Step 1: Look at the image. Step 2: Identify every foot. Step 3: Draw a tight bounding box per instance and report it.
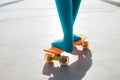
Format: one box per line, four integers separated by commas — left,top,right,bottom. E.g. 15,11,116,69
51,34,81,53
73,34,81,41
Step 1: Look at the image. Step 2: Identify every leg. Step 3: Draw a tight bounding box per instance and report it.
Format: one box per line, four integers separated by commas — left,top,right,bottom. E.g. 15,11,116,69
72,0,82,41
72,0,82,23
52,0,73,53
52,0,82,53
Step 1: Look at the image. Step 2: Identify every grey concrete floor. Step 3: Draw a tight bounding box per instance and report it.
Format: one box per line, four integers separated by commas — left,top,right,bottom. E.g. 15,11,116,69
0,0,120,80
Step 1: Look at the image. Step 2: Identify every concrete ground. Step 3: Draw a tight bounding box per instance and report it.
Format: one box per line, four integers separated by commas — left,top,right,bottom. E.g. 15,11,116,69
0,0,120,80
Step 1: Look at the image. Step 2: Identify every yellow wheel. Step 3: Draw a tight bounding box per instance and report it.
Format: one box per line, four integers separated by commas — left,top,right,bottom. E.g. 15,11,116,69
82,41,89,49
44,53,53,63
59,56,69,66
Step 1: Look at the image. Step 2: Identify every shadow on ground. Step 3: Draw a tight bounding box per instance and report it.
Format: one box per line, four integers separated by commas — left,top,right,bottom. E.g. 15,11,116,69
101,0,120,7
0,0,24,7
42,48,93,80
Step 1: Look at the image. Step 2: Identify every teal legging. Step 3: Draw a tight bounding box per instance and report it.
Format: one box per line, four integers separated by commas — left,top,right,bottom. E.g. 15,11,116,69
52,0,82,53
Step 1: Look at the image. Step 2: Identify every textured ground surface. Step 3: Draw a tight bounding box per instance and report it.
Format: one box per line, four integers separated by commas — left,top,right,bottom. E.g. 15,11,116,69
0,0,120,80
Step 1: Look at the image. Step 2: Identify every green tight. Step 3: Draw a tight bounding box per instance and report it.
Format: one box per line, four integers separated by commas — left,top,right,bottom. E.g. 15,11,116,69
51,0,82,53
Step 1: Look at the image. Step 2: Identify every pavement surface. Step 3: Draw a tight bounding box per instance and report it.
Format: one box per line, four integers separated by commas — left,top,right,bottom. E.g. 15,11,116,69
0,0,120,80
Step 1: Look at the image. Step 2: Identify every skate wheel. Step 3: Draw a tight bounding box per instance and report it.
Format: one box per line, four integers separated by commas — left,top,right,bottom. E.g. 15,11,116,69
59,56,69,66
82,41,89,49
44,53,53,63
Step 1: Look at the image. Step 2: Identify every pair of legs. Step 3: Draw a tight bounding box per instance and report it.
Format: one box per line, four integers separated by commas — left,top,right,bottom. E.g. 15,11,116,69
52,0,82,53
